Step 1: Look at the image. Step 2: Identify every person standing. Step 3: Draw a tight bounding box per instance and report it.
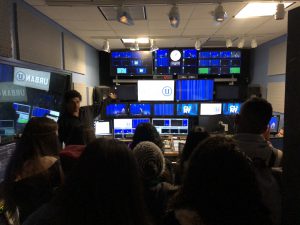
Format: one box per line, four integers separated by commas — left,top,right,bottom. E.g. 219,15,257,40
57,90,115,146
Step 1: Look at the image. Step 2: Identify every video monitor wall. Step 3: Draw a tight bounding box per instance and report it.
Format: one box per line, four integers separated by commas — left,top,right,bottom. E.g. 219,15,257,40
176,79,214,101
111,51,153,76
198,50,241,76
152,118,189,135
153,104,174,116
138,80,174,101
113,118,150,138
176,103,199,116
222,103,241,115
129,103,151,116
200,103,222,115
105,103,128,117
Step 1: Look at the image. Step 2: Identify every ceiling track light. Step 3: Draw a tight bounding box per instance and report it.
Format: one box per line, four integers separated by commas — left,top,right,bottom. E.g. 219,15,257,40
251,39,258,48
195,39,201,50
169,5,180,28
274,3,285,20
150,39,159,52
214,3,227,22
117,6,134,26
130,41,139,51
103,40,110,53
237,38,245,49
226,38,233,48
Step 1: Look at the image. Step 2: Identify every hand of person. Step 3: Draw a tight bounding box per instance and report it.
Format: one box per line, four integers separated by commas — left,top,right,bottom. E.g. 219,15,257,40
108,93,117,100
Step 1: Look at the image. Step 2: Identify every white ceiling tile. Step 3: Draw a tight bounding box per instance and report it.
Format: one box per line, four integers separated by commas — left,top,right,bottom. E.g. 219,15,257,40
215,17,271,36
108,21,149,31
148,19,188,29
149,29,184,36
247,17,287,35
58,20,111,30
182,28,218,36
146,4,195,20
72,30,117,38
36,6,106,21
185,19,221,29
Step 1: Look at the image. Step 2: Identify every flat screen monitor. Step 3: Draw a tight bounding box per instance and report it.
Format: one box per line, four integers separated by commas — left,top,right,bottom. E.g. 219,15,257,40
0,120,15,136
31,106,60,121
106,103,127,117
215,85,240,100
12,103,31,124
176,79,214,101
129,103,151,116
200,103,222,115
153,104,174,116
113,118,150,138
115,85,138,101
176,103,199,116
152,118,189,135
138,80,174,101
111,51,153,76
269,115,280,134
222,103,241,115
198,50,241,76
95,121,111,136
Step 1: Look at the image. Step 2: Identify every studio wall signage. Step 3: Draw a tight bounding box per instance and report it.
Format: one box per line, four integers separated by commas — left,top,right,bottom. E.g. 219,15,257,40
0,82,27,102
13,67,51,91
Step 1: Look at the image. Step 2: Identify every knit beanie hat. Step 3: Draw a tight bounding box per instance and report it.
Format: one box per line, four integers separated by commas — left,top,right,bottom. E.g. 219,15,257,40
133,141,165,181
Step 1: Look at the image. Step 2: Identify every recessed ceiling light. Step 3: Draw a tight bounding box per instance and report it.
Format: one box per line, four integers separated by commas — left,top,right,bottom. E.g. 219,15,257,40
235,2,293,18
122,38,149,44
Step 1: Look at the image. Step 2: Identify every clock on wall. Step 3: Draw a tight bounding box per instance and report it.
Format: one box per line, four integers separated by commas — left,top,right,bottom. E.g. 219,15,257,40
170,50,182,61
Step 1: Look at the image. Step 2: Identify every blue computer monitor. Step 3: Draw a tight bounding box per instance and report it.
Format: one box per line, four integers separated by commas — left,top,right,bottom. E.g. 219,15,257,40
106,103,127,117
152,118,189,135
12,103,31,124
176,79,214,101
129,103,151,116
153,104,174,116
31,106,60,122
269,115,280,134
222,103,241,115
176,103,199,116
113,118,150,138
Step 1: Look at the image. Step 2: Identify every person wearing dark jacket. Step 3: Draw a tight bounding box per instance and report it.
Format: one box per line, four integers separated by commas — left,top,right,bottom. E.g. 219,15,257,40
58,90,115,146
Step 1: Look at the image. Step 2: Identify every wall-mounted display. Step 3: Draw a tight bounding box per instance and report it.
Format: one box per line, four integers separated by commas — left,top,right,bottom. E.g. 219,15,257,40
198,50,241,76
111,51,153,76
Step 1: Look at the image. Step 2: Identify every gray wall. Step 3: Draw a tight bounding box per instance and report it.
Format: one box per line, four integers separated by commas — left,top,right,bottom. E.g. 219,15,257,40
250,35,287,128
250,35,286,98
14,0,100,86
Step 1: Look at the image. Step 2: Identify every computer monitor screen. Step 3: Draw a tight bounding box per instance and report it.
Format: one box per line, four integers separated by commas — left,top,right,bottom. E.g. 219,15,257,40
114,118,150,138
176,79,214,101
95,121,111,135
111,51,153,76
106,103,127,117
138,80,174,101
215,85,240,100
200,103,222,115
176,103,199,116
153,104,174,116
0,120,15,136
12,103,31,124
115,85,138,101
269,115,280,134
222,103,241,115
152,118,189,135
129,103,151,116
